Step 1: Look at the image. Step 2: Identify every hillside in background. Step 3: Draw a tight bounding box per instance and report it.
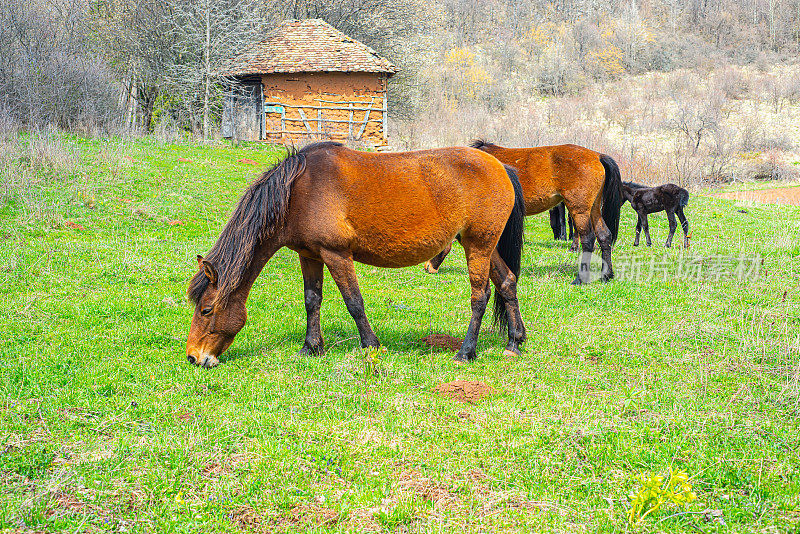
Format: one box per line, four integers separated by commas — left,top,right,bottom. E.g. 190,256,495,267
1,0,799,185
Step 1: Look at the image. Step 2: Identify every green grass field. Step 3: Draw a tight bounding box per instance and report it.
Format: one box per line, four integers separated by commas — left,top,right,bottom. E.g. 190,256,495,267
1,134,799,533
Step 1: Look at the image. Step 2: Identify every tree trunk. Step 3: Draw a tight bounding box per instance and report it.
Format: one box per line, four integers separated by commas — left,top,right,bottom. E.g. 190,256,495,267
202,5,210,140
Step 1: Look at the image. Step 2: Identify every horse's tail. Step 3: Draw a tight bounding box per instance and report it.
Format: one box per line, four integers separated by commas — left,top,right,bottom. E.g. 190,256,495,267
188,146,308,305
599,154,622,245
493,165,525,335
678,188,690,208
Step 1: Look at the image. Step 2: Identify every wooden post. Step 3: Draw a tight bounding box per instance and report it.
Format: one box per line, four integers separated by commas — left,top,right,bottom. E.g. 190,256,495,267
356,97,374,140
348,102,354,139
298,109,312,133
382,94,388,145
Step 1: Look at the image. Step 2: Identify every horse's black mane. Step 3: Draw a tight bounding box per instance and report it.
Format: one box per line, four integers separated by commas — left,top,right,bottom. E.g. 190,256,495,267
623,181,648,189
188,142,343,305
470,139,495,149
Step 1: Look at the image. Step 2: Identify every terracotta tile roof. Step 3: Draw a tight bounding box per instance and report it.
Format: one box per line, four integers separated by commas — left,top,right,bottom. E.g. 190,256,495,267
222,19,397,77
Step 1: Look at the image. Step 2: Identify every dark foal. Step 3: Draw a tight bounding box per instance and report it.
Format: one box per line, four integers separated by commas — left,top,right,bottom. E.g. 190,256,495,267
621,182,689,248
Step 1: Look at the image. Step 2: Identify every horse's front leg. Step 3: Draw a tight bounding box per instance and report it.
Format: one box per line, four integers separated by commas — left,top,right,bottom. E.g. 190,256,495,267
298,256,324,355
320,249,380,349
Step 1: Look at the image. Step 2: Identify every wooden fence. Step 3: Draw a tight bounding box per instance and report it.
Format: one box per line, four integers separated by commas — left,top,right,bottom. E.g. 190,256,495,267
263,96,388,145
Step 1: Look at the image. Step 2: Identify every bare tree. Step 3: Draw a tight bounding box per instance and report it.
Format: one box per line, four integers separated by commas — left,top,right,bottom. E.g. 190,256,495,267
0,0,118,128
167,0,265,139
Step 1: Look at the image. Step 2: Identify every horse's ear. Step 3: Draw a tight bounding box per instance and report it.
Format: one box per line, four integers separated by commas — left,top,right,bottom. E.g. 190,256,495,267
202,260,218,285
197,254,204,266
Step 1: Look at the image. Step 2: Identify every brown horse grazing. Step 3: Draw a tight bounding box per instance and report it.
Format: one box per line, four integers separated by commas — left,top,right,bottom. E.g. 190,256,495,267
424,141,622,284
186,142,527,367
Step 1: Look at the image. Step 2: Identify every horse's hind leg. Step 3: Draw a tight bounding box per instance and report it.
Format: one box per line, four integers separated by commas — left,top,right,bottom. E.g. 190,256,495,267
570,212,596,285
677,207,689,247
424,242,452,274
299,256,325,355
320,249,380,349
590,205,615,282
569,215,579,252
634,213,642,246
642,213,652,246
489,250,526,355
665,210,677,248
455,244,492,362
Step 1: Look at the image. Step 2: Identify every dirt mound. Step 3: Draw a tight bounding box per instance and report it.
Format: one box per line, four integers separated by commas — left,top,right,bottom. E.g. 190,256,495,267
711,186,800,205
237,158,259,165
421,333,463,351
434,380,494,403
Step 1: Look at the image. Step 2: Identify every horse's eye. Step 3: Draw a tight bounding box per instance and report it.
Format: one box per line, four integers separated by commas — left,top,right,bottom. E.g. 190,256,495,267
201,307,213,317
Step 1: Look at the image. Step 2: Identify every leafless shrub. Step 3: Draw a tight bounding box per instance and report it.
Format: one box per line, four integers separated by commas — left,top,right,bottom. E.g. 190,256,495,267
713,67,750,100
0,0,119,129
740,153,800,182
0,107,20,140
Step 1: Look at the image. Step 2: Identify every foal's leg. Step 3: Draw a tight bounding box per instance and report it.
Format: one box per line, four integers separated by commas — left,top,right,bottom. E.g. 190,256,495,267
641,213,652,246
570,212,596,285
423,242,453,274
299,256,324,355
455,244,492,362
634,213,642,246
665,210,677,248
677,207,689,247
319,249,380,349
489,249,526,355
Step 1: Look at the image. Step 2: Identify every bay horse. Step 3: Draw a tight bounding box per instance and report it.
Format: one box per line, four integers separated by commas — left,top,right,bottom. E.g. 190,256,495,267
424,141,623,284
186,142,527,367
622,182,690,248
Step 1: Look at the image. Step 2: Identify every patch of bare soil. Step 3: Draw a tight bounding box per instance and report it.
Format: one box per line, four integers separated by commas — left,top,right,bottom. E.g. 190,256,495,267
237,158,259,165
284,504,339,527
230,505,263,531
433,380,495,403
711,186,800,205
397,469,459,509
420,333,463,351
231,503,339,533
47,490,106,520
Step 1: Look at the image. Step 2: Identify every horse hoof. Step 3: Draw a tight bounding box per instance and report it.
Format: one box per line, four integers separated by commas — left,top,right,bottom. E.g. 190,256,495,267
454,351,475,362
298,344,324,356
423,262,438,274
503,348,519,358
571,277,583,285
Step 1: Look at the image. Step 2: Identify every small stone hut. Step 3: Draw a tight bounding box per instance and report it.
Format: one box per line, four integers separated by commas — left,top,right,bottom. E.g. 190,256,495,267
221,19,398,146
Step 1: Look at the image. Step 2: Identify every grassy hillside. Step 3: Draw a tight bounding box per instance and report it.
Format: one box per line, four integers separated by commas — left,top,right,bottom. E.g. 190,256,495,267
1,135,799,533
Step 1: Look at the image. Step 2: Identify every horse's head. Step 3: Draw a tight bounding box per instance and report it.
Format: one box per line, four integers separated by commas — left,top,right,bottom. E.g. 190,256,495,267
186,255,247,368
621,184,634,205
